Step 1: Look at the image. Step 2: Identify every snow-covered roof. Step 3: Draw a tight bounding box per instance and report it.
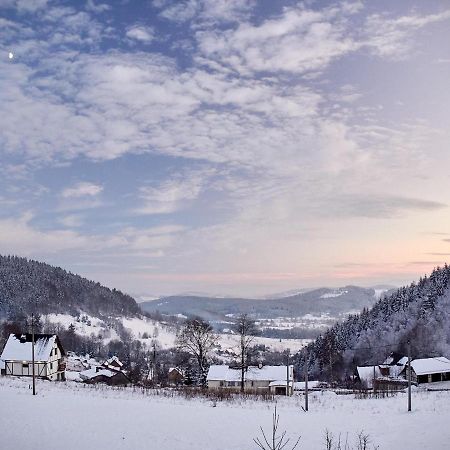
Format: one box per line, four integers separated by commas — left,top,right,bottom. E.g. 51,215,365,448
207,365,293,382
79,368,116,380
357,366,382,387
293,381,320,390
411,357,450,375
268,380,293,387
397,357,408,366
104,356,123,368
0,334,61,362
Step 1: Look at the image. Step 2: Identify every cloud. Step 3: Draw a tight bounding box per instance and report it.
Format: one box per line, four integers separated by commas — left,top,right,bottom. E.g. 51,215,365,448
126,25,155,43
196,4,358,75
156,0,199,23
364,9,450,58
323,195,446,219
135,170,213,215
85,0,110,13
0,0,48,13
154,0,256,25
61,182,103,198
0,213,183,258
58,214,84,228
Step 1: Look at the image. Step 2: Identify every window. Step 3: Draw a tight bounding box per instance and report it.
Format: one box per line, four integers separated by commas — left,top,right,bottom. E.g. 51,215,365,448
23,363,29,368
50,362,53,370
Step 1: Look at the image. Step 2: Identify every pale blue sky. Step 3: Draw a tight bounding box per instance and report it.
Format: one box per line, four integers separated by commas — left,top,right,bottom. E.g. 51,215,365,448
1,0,450,297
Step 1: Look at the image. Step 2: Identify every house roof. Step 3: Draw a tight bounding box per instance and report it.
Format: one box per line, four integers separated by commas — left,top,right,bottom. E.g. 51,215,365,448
411,357,450,375
0,334,63,362
268,380,293,387
356,366,382,387
207,365,293,382
79,368,116,380
104,356,123,368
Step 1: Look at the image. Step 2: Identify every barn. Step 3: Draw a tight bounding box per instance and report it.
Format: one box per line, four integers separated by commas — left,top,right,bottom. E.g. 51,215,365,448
404,357,450,384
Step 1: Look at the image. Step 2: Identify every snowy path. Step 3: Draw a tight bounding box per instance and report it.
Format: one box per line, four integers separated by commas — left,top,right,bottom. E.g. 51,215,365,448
0,378,449,449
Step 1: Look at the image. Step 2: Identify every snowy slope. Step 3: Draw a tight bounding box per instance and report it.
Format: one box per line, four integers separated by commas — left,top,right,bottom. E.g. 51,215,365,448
0,377,449,449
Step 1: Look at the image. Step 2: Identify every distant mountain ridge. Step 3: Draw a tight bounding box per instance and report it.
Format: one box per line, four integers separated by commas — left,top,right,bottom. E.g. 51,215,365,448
0,255,140,320
139,286,383,321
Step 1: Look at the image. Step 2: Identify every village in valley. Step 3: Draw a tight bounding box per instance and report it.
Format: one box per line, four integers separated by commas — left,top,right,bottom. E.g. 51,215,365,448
2,0,450,448
1,303,450,449
2,332,450,392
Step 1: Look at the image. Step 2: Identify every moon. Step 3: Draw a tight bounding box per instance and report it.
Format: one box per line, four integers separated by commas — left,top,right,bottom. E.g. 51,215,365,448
8,52,14,59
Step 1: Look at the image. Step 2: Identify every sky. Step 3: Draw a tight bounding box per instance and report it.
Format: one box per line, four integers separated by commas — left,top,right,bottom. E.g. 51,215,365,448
1,0,450,298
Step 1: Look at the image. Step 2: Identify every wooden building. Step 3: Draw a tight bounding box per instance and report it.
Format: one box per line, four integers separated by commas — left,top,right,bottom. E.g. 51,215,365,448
0,333,66,381
168,367,184,385
402,357,450,384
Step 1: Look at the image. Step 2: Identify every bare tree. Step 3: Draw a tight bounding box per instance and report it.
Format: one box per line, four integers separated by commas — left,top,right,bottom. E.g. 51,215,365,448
253,405,301,450
234,314,258,392
176,317,217,387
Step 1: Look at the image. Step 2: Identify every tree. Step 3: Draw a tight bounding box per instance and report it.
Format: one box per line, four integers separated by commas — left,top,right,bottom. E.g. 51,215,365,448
253,405,301,450
176,317,217,387
234,314,258,392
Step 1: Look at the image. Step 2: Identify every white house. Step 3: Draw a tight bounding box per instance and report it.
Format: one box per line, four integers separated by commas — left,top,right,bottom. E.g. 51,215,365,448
207,365,294,395
0,333,66,381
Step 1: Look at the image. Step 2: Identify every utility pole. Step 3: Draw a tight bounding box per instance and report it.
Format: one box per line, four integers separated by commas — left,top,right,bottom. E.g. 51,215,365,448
373,364,376,393
407,340,412,412
31,313,36,396
304,351,309,412
152,341,157,385
286,349,290,397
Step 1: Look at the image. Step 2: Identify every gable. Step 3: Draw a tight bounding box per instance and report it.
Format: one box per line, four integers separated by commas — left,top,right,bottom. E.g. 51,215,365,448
0,334,59,362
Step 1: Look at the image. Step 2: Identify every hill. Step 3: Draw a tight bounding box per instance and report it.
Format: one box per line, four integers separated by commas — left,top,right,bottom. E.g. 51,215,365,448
300,265,450,379
140,286,380,321
140,286,382,339
0,255,140,320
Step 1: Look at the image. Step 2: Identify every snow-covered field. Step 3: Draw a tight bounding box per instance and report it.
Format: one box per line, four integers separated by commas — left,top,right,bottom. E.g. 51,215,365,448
1,377,449,449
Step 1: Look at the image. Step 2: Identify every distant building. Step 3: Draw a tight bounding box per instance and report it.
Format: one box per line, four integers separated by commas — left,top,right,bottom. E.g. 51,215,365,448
0,334,66,381
102,356,124,371
207,365,294,395
79,367,130,386
168,367,184,385
401,357,450,384
356,365,382,389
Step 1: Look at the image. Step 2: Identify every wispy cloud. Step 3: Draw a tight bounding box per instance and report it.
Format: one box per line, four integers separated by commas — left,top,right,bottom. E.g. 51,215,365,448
126,25,154,43
61,182,103,198
135,170,213,215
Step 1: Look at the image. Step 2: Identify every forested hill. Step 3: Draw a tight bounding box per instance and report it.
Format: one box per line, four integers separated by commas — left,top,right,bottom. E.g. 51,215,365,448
301,265,450,379
0,255,140,320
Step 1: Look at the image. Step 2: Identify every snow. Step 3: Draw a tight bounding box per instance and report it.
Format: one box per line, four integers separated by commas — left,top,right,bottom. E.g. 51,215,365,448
121,317,177,348
320,290,347,299
293,380,321,390
411,357,450,375
79,368,116,380
218,333,309,353
44,313,120,344
0,377,449,449
0,334,56,361
207,365,293,382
